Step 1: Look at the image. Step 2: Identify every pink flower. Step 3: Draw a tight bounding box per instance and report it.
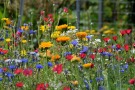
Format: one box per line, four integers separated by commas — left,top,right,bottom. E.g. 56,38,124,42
23,68,33,76
63,7,68,13
129,78,135,84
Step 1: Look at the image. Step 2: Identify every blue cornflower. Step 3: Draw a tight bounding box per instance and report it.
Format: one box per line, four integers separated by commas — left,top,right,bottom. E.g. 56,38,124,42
0,38,4,41
48,62,53,67
71,40,78,46
80,46,88,53
96,77,104,82
0,78,3,81
98,86,105,90
21,58,28,63
84,80,90,90
123,63,128,70
5,72,14,78
86,35,93,40
36,64,43,69
101,52,112,57
0,68,3,73
17,29,24,33
29,30,36,34
9,65,16,70
120,69,124,73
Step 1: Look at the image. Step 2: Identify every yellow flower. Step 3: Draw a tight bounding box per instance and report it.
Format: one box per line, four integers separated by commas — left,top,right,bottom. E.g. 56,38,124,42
51,33,60,39
39,42,53,49
103,30,115,34
40,25,49,32
68,26,76,30
51,54,61,61
1,18,9,21
100,25,109,31
21,50,27,56
71,55,81,62
89,30,97,34
5,38,11,42
56,36,70,42
21,26,29,30
55,24,68,31
39,50,52,58
71,80,78,85
1,18,11,25
76,32,87,38
21,40,27,43
83,63,93,68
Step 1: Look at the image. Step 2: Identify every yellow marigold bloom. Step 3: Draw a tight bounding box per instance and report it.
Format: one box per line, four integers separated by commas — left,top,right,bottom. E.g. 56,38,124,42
71,81,78,85
71,55,81,62
21,26,29,30
83,63,93,68
76,32,87,38
5,38,11,42
56,36,70,42
55,24,68,31
1,18,11,25
103,30,115,34
21,40,27,43
68,26,76,30
39,42,53,49
51,54,61,61
21,50,26,56
40,25,49,32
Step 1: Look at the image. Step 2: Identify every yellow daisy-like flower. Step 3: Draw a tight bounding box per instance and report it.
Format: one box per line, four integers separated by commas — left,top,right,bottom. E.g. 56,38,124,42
21,50,27,56
68,26,76,30
71,55,81,62
83,63,93,68
39,42,53,49
21,26,29,30
5,38,11,42
103,30,115,34
1,18,11,25
21,40,27,43
55,24,68,31
51,33,60,39
1,18,9,21
76,32,87,38
56,36,70,42
71,80,78,86
40,25,49,32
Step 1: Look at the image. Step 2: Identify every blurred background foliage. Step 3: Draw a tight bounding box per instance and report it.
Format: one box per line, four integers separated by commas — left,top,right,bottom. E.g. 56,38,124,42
0,0,134,30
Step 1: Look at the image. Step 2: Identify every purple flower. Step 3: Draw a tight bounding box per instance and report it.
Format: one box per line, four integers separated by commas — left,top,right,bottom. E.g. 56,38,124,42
48,62,53,67
36,64,43,69
80,46,88,53
86,35,92,40
21,58,28,63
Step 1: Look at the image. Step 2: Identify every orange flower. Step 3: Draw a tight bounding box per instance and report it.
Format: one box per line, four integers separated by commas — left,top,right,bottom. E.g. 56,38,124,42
51,54,61,61
39,50,52,58
56,36,70,42
76,32,87,38
83,63,94,68
55,24,68,31
39,42,53,49
21,26,29,30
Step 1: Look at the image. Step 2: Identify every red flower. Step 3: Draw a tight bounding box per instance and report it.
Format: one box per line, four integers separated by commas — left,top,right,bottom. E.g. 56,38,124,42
23,68,33,76
124,44,129,52
133,43,135,48
63,7,68,13
115,56,122,61
48,14,53,18
40,11,45,15
116,44,121,49
16,82,23,88
44,17,48,22
103,37,110,43
63,86,71,90
66,55,73,61
14,68,23,75
2,67,7,72
125,29,132,35
120,30,126,36
130,57,135,62
36,83,46,90
79,53,86,59
89,54,96,60
1,49,8,54
112,36,118,41
129,78,135,84
53,64,63,74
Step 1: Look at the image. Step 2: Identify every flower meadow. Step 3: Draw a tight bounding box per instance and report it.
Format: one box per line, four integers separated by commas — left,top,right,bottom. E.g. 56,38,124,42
0,7,135,90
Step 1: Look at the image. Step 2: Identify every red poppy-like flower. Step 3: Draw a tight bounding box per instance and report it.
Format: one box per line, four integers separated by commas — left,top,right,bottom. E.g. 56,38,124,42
89,54,96,60
116,44,121,49
44,17,48,22
14,68,23,75
53,64,63,74
63,86,71,90
120,30,126,36
16,82,23,88
125,29,132,35
79,53,86,59
36,83,49,90
103,37,110,43
63,7,68,13
40,11,45,16
66,55,73,61
1,49,8,54
129,78,135,84
112,36,118,41
48,14,53,18
23,68,33,76
124,44,129,52
2,67,7,72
